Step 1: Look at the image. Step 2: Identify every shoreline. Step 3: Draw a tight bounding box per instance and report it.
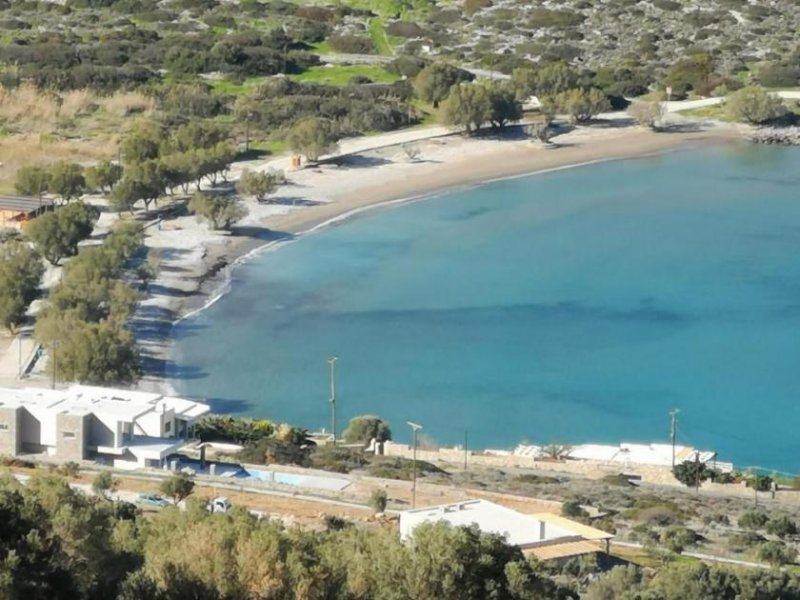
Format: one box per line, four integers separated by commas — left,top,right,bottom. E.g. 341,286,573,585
135,122,744,397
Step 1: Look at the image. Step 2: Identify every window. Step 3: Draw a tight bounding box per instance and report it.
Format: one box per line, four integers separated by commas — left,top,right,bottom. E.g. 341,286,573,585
164,421,172,433
0,423,8,431
61,431,76,439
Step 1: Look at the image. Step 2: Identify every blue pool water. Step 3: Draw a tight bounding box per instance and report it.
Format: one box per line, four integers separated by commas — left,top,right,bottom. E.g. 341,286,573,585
171,143,800,472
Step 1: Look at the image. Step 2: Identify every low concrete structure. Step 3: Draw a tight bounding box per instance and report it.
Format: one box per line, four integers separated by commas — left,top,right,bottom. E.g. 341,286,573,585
399,499,613,561
0,384,209,469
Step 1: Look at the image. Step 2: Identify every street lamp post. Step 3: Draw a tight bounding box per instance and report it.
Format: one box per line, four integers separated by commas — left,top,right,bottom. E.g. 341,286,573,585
407,421,423,508
50,341,59,390
328,356,338,445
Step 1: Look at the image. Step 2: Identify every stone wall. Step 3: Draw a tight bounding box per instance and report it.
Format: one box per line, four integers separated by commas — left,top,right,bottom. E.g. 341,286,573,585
0,406,21,456
55,413,88,461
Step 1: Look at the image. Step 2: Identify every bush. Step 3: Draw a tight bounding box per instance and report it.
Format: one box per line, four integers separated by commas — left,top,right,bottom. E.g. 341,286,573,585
369,489,388,513
561,499,588,518
672,460,713,488
758,541,797,566
727,531,765,552
323,514,352,531
327,34,374,54
368,457,446,481
726,86,786,124
660,526,698,553
308,445,368,473
766,515,797,538
342,415,392,445
738,511,768,530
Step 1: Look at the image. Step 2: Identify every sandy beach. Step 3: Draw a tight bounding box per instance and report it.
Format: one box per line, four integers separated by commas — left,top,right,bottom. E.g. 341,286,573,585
134,121,744,394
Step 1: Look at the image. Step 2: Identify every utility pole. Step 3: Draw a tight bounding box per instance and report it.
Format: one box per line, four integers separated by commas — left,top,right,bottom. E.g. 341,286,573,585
670,409,680,468
694,451,700,495
51,342,57,390
328,356,338,445
753,471,759,508
407,421,423,508
463,429,468,471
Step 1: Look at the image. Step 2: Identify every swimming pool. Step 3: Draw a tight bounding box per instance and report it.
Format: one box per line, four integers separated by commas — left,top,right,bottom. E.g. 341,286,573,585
245,468,351,491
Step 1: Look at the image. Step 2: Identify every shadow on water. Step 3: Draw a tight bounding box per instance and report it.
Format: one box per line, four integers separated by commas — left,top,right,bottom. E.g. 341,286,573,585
230,226,295,243
207,397,255,413
141,356,208,381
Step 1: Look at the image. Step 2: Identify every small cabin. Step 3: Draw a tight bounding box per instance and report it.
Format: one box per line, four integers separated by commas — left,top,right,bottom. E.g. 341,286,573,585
0,195,54,229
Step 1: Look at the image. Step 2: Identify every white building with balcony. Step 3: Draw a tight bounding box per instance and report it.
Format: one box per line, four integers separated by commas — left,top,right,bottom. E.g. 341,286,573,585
0,384,210,469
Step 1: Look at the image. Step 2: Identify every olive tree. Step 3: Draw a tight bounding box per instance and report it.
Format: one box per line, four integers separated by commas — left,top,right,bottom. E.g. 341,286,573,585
0,241,44,331
236,168,279,203
48,161,86,204
343,415,392,445
287,117,338,163
413,62,475,108
189,192,248,230
554,88,611,123
25,202,100,265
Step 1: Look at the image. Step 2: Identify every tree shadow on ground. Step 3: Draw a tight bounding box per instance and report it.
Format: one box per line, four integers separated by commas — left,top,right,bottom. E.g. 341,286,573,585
326,155,394,168
230,226,295,243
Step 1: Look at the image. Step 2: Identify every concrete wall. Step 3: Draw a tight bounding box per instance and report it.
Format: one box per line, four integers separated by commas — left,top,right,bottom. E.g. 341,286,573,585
55,413,88,461
88,415,115,448
0,406,22,456
382,442,684,487
135,407,175,438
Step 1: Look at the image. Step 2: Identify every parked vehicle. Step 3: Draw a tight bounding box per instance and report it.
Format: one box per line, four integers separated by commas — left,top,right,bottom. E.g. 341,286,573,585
136,493,170,508
207,496,232,513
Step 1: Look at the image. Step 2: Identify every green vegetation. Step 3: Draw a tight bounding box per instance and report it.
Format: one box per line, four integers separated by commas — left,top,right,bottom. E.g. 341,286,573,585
726,86,788,124
25,202,99,265
287,116,339,162
236,168,281,203
292,64,399,85
342,415,393,445
159,472,195,504
440,82,522,134
0,240,44,331
189,192,248,231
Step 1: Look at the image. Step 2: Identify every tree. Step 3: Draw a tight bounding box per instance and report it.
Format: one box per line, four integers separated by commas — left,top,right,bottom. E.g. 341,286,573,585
628,100,666,130
160,473,195,504
554,88,611,123
584,565,643,600
561,498,588,518
47,161,86,203
25,202,100,265
726,86,787,124
368,489,388,513
84,160,122,193
487,83,523,130
441,83,492,134
15,165,50,198
758,541,797,566
286,117,338,163
121,120,165,164
189,192,248,230
236,168,279,203
91,471,116,499
343,415,392,445
532,62,579,97
414,62,475,108
672,460,713,487
0,241,44,331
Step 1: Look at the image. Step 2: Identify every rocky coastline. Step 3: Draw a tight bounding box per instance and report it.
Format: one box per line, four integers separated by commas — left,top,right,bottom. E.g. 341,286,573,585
748,126,800,145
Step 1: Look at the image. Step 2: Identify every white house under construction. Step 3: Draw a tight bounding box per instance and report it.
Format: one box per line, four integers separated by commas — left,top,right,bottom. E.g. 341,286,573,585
0,385,210,469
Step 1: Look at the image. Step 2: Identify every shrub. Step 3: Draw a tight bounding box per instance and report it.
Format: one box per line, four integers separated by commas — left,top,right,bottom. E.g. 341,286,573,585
369,489,388,513
308,445,369,473
327,34,375,54
660,526,698,554
738,511,768,530
342,415,392,445
758,541,797,566
561,499,588,518
766,515,797,538
726,86,786,124
672,459,713,487
323,515,352,530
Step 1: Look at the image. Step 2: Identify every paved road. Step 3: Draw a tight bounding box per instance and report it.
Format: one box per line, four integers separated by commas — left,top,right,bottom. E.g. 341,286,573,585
666,90,800,113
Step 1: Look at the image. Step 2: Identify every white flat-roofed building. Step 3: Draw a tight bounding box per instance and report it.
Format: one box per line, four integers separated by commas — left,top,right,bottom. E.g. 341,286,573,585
0,384,210,469
399,499,613,561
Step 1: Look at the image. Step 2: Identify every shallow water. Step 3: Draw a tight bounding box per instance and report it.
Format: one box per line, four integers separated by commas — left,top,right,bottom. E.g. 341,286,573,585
171,143,800,471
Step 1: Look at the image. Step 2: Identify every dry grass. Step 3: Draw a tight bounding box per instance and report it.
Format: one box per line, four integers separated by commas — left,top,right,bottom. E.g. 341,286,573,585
99,90,155,118
0,133,118,193
0,86,153,192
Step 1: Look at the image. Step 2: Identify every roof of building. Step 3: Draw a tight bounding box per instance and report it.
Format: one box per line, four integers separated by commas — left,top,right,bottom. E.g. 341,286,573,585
0,384,210,423
530,513,614,541
399,499,606,549
0,195,54,212
514,442,719,468
525,540,602,561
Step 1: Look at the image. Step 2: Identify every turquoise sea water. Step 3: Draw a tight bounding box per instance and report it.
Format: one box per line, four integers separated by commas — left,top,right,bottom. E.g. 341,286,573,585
171,143,800,472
